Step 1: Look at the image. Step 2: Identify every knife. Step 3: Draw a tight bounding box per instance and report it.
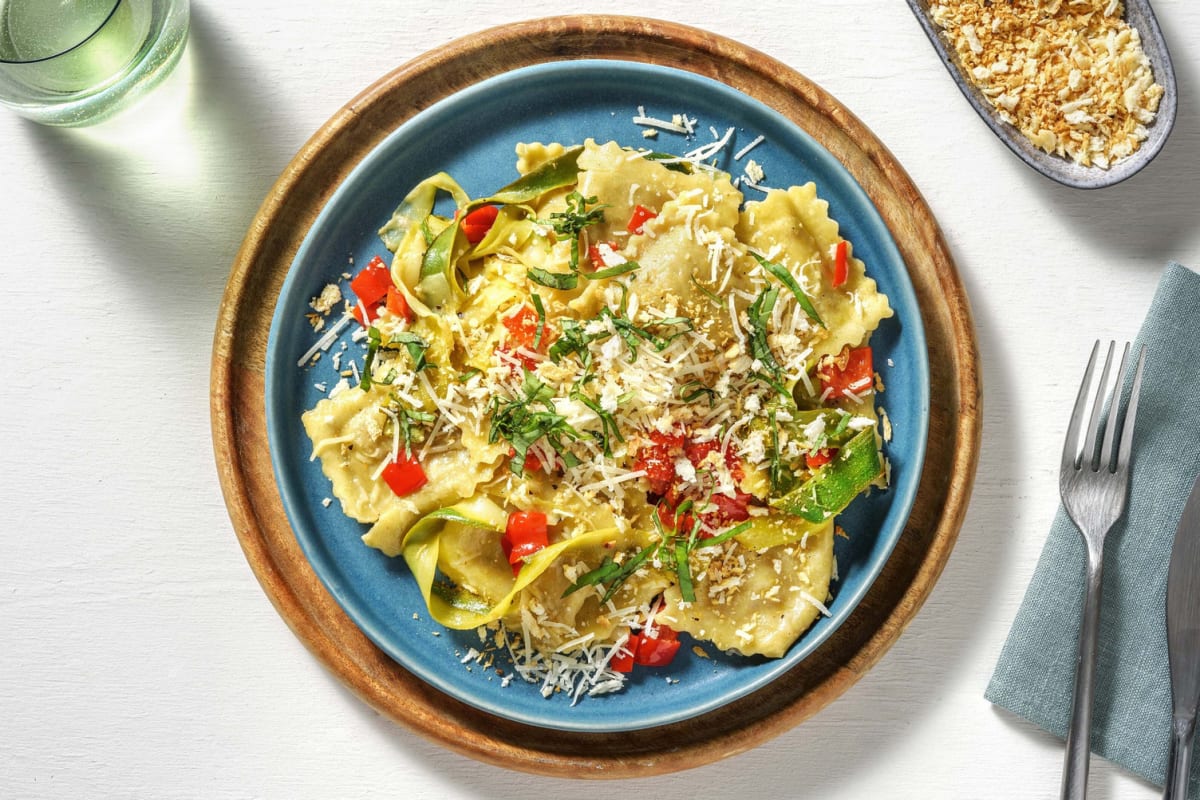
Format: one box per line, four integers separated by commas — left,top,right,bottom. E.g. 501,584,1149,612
1164,475,1200,800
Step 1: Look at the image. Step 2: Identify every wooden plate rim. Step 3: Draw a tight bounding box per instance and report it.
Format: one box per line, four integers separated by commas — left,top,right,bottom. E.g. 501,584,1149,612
210,14,982,778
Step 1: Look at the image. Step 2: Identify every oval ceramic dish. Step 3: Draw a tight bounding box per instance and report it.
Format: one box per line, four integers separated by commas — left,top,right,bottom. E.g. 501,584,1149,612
212,15,981,776
266,58,929,733
905,0,1178,189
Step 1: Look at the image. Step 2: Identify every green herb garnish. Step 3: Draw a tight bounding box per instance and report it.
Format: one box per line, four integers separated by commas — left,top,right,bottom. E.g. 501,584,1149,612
359,327,385,390
569,388,624,457
455,367,482,383
562,544,657,604
386,403,437,457
527,267,579,291
530,293,547,350
746,286,783,376
585,260,640,280
488,370,583,475
752,252,824,327
391,331,434,374
677,380,716,406
540,191,606,272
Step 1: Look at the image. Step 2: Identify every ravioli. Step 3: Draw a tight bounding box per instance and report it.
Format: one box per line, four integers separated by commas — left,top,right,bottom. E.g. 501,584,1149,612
300,138,892,697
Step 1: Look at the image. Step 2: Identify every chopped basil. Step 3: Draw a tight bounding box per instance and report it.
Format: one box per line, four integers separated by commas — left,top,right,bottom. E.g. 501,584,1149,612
562,543,657,604
455,367,482,383
569,388,624,457
390,331,434,373
527,267,579,291
585,260,640,280
642,152,695,174
677,380,716,406
539,191,606,272
530,293,547,350
746,286,783,375
487,371,583,475
386,403,437,457
752,252,824,327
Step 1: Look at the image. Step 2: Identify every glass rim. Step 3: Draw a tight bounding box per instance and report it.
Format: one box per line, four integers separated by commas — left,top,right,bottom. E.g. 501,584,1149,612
0,0,124,66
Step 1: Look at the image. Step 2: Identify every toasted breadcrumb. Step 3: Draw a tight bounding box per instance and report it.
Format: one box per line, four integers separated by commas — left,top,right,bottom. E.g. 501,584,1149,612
929,0,1163,168
310,282,343,315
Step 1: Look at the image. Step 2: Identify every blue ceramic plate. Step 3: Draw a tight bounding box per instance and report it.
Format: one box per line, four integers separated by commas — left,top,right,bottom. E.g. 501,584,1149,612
266,60,930,733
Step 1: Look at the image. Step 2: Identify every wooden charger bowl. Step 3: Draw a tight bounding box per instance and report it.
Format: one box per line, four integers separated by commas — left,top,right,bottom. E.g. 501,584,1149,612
210,15,982,778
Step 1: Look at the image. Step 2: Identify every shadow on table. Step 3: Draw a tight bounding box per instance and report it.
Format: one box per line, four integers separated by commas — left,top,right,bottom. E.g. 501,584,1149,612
21,4,296,317
1018,22,1199,268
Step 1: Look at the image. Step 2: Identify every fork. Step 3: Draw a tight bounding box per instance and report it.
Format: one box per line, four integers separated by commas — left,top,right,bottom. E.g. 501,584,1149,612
1060,340,1147,800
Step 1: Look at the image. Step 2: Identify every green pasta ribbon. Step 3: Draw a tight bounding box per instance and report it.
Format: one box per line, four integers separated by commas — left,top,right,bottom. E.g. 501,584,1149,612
413,145,586,307
770,426,884,523
399,495,624,630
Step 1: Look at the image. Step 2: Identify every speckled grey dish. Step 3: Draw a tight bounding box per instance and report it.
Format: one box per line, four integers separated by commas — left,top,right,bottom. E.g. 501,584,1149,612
906,0,1178,189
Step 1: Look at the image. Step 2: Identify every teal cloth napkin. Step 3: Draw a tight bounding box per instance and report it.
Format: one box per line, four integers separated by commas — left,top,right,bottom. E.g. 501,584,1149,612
987,262,1200,790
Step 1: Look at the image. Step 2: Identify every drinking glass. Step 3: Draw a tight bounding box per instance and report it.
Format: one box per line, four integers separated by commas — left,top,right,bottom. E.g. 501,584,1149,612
0,0,189,126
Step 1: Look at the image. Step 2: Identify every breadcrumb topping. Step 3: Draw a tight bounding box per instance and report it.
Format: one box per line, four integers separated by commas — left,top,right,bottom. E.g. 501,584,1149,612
929,0,1163,168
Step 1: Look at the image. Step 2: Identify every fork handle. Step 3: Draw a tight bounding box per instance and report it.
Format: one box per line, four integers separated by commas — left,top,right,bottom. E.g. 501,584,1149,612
1163,713,1196,800
1062,551,1105,800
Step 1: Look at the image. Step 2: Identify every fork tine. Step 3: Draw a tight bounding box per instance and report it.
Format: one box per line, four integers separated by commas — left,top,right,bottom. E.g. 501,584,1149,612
1116,345,1147,470
1098,343,1130,472
1062,341,1101,473
1082,341,1115,471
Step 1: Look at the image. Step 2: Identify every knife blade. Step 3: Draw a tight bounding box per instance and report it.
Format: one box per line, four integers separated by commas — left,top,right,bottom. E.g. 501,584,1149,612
1164,475,1200,800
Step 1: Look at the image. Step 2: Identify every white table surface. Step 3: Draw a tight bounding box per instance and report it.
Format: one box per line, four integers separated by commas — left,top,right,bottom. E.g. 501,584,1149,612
2,1,1197,797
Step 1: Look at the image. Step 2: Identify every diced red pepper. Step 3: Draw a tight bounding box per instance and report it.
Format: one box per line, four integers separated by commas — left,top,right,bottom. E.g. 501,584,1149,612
610,635,639,673
349,255,394,307
460,205,499,244
523,450,545,474
817,346,875,401
634,435,679,496
587,240,621,270
635,625,681,667
385,286,414,323
381,454,427,497
705,492,753,526
498,304,545,372
502,305,539,349
627,204,657,234
832,240,849,288
805,448,837,470
502,510,549,575
350,301,378,327
656,499,695,535
683,438,744,482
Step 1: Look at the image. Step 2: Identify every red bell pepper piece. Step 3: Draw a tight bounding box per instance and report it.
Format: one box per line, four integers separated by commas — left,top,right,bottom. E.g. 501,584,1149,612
626,204,657,234
634,625,681,667
832,240,849,288
502,305,539,349
385,286,414,323
499,304,544,372
634,433,680,496
350,302,378,327
587,240,621,269
502,510,549,575
705,492,752,525
610,635,639,673
460,205,499,244
350,255,394,307
817,346,874,401
805,448,838,470
656,499,694,535
381,454,427,497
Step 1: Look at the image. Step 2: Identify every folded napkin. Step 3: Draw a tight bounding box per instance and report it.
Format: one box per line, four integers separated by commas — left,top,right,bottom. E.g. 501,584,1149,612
987,262,1200,790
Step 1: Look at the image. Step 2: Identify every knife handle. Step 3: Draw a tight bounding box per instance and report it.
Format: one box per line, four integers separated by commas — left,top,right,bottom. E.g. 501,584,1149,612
1164,713,1196,800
